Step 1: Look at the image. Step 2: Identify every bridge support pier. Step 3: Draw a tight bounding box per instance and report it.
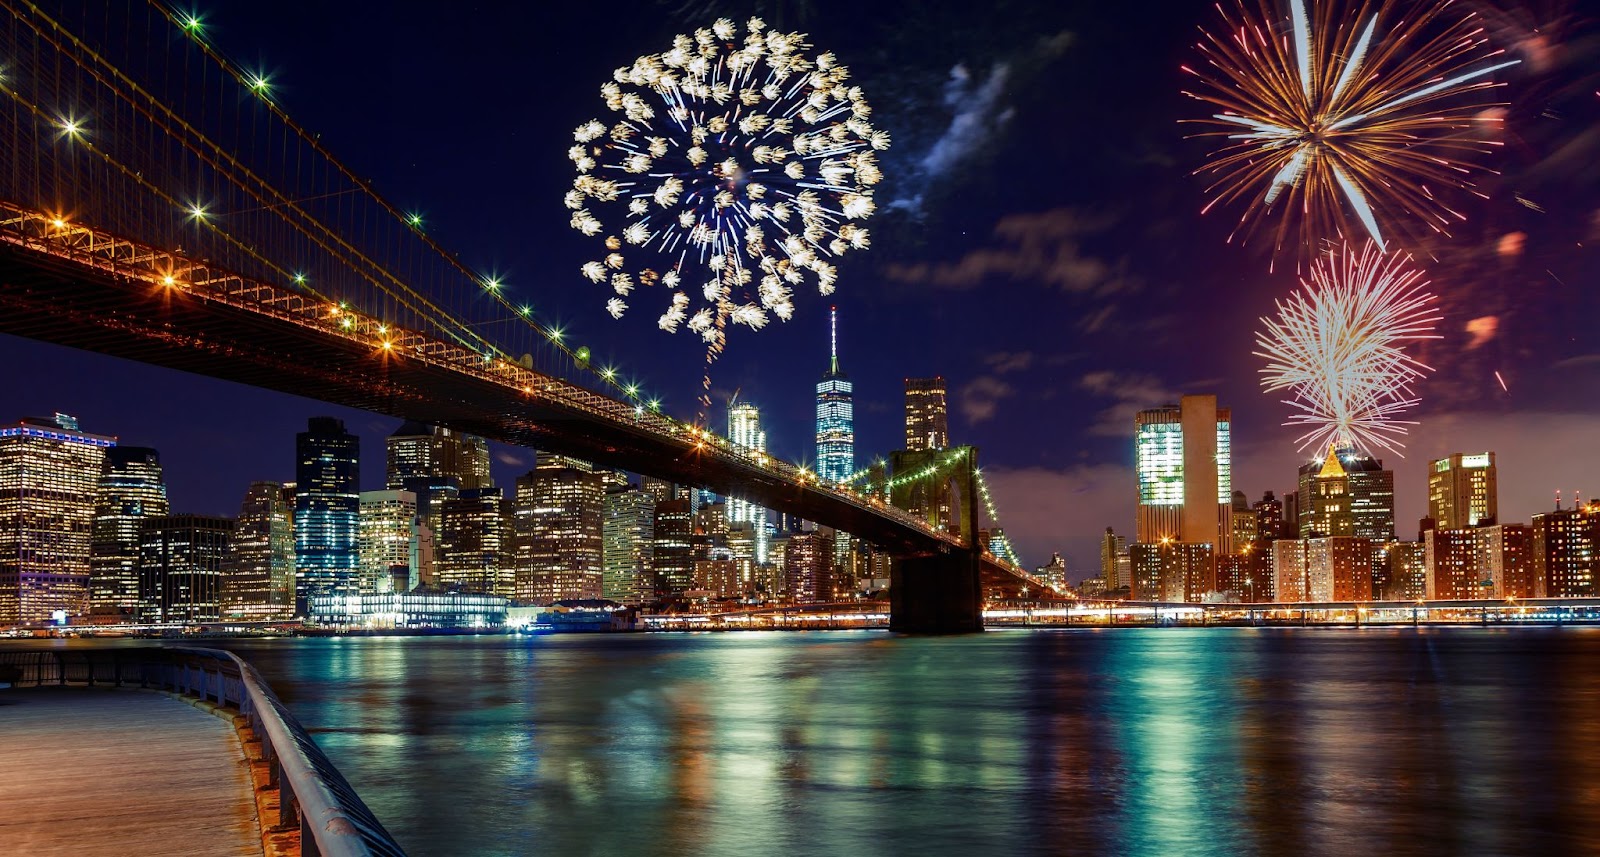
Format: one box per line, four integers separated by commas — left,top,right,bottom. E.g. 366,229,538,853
889,549,982,634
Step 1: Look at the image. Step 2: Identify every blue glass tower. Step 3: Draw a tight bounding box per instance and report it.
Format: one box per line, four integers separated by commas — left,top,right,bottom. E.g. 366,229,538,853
294,417,360,615
816,307,854,484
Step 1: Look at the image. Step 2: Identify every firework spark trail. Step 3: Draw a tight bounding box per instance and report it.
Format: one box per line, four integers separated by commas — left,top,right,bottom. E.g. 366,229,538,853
1255,242,1442,455
567,17,887,413
1183,0,1519,263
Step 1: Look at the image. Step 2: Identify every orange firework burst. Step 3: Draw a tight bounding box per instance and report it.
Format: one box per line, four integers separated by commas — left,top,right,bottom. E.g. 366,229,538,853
1183,0,1520,262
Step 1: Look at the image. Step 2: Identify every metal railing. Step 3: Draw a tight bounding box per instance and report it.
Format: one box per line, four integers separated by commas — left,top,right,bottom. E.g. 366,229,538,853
0,647,406,857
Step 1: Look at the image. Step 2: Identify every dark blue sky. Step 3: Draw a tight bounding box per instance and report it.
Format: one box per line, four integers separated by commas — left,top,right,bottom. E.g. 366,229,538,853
5,0,1599,573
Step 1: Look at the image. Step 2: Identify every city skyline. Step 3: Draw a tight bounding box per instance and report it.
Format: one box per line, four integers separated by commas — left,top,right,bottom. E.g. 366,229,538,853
0,0,1596,577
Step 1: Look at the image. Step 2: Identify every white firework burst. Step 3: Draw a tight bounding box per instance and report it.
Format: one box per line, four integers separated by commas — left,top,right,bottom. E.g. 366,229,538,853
1255,242,1441,455
567,16,886,348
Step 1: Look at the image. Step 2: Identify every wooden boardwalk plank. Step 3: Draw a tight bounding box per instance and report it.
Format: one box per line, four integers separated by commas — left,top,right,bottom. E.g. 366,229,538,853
0,687,264,857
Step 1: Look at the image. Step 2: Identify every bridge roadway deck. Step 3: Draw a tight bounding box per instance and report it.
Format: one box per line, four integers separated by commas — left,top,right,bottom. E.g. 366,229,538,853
0,687,263,856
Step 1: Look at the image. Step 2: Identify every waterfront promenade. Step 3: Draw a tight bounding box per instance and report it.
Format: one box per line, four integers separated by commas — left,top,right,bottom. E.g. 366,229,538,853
0,687,261,856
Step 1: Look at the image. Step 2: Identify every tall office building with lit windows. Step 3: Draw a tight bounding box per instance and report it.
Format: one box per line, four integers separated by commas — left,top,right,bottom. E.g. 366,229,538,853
294,417,360,615
0,414,115,625
358,490,420,594
1428,452,1498,529
138,515,233,623
386,421,491,491
223,481,295,620
90,446,170,617
816,308,854,484
727,402,769,565
603,487,656,605
904,378,949,451
437,488,512,597
1134,395,1232,554
513,453,605,605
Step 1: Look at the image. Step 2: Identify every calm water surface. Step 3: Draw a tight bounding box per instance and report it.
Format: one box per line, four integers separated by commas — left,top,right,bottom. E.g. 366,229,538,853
211,628,1596,856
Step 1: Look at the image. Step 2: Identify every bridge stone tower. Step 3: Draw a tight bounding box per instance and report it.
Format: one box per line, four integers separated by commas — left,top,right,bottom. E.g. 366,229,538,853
887,445,982,633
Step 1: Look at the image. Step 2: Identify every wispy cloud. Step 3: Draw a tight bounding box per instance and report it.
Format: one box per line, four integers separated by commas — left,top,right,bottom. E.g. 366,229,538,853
957,376,1016,425
890,32,1072,213
1078,370,1180,436
982,350,1035,374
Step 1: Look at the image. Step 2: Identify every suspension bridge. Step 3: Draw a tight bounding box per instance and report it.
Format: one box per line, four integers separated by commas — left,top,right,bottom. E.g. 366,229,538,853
0,0,1045,631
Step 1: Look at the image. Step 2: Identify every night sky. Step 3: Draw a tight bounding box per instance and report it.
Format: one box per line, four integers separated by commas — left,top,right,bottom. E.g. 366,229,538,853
5,0,1599,577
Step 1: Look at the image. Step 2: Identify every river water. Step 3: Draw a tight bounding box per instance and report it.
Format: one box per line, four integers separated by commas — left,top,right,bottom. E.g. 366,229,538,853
208,628,1598,855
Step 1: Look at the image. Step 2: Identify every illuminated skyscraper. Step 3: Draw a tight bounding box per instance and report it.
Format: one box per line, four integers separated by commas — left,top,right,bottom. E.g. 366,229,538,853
358,490,419,594
816,307,855,484
0,414,114,624
90,446,169,617
385,421,491,490
1428,452,1498,529
437,488,512,597
653,498,696,598
784,529,836,604
904,377,949,451
294,417,360,614
513,453,604,605
223,482,295,620
603,488,655,606
138,515,233,623
727,402,769,564
1134,395,1232,554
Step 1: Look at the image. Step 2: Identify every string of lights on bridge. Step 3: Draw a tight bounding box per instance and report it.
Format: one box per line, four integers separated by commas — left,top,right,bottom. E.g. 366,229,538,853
159,4,673,415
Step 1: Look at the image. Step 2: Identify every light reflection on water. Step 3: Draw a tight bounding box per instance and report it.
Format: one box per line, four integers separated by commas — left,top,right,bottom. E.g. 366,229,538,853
215,628,1600,856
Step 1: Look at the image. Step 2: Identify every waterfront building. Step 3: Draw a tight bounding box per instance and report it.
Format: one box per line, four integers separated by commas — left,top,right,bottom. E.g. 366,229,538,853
653,498,695,598
1428,452,1498,529
1532,501,1599,597
1479,523,1535,599
1100,527,1131,593
1134,395,1232,554
513,454,605,605
785,529,837,604
1424,527,1484,600
294,417,360,615
603,488,655,606
223,482,295,620
1420,522,1534,600
138,515,234,623
1129,541,1214,602
726,402,770,565
1035,553,1069,593
358,490,419,594
1272,537,1372,602
0,414,115,624
816,307,855,484
306,590,507,630
1388,541,1428,600
90,446,169,618
1218,542,1272,602
436,488,512,597
904,377,950,451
